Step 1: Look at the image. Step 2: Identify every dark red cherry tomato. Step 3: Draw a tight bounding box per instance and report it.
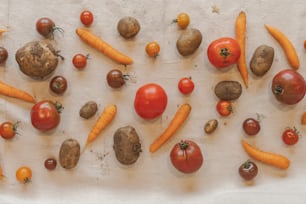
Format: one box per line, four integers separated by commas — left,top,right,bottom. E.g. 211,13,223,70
243,118,260,136
239,160,258,181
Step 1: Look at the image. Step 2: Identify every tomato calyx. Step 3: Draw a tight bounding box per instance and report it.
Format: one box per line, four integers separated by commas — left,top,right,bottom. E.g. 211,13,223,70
179,140,189,150
242,160,252,169
55,50,65,60
273,85,284,95
220,47,232,59
54,101,64,113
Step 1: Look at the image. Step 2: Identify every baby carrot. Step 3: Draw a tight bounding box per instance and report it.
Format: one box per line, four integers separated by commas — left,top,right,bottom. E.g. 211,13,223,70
301,112,306,125
0,81,36,103
150,103,191,153
75,28,133,65
85,104,117,147
241,139,290,169
235,11,248,88
265,24,299,69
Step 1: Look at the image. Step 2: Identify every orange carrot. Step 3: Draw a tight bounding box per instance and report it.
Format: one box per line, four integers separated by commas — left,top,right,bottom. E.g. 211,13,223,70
85,104,117,147
76,28,133,65
265,24,299,69
0,29,8,36
0,81,36,103
301,112,306,125
150,103,191,153
235,11,248,88
241,139,290,169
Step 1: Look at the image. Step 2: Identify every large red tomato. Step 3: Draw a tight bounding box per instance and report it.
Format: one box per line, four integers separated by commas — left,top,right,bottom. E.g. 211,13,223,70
31,100,62,131
271,69,306,105
207,37,241,68
170,140,203,174
134,83,167,119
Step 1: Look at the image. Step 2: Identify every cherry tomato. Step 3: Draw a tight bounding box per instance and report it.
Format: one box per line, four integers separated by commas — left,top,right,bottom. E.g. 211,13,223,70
178,77,194,95
238,160,258,181
49,75,68,95
106,69,126,88
170,140,203,174
80,10,94,26
207,37,241,68
216,100,232,116
134,83,168,120
282,127,299,145
271,69,306,105
0,121,19,140
72,53,88,69
174,13,190,29
0,47,8,64
44,158,57,170
304,40,306,50
16,166,32,184
36,17,61,38
243,118,260,136
145,42,160,57
30,100,62,132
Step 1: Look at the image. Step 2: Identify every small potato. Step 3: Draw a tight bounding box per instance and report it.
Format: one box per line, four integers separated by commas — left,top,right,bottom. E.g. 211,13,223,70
113,126,142,165
250,45,274,76
79,101,98,119
214,80,242,100
59,138,80,169
15,40,60,79
117,17,140,39
176,28,202,56
204,119,218,134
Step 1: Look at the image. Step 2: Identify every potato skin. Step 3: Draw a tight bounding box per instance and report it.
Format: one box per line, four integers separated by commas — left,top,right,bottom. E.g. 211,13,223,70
176,28,202,56
15,40,59,79
113,126,142,165
59,139,80,169
204,119,218,134
117,17,140,39
250,45,274,76
79,101,98,119
214,81,242,100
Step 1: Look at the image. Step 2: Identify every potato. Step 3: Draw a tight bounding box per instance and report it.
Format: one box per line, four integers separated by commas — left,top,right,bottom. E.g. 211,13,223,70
176,28,202,56
59,138,80,169
113,126,142,165
15,40,60,79
204,119,218,134
79,101,98,119
214,80,242,100
117,17,140,39
250,45,274,76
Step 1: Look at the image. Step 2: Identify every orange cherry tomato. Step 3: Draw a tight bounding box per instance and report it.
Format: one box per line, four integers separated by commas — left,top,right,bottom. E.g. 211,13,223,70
16,166,32,184
304,40,306,50
216,100,233,116
72,53,88,69
145,42,160,57
0,121,19,140
174,13,190,29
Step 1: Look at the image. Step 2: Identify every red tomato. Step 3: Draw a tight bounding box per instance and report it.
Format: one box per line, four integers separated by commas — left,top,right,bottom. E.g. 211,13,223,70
178,77,195,95
207,37,241,68
72,53,88,69
282,127,299,145
170,140,203,174
216,100,232,116
80,10,94,26
242,118,260,136
134,83,167,119
271,69,306,105
31,100,62,131
0,121,18,139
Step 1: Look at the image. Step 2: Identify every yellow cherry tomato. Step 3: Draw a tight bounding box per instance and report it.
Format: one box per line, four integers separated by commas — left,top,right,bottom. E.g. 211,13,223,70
16,166,32,184
145,41,160,57
174,13,190,29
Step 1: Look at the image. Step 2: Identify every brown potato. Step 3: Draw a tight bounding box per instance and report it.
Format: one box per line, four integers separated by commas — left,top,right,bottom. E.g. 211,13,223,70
15,40,61,79
113,126,142,165
59,138,80,169
79,101,98,119
176,28,202,56
250,45,274,76
117,17,140,39
204,119,218,134
214,80,242,100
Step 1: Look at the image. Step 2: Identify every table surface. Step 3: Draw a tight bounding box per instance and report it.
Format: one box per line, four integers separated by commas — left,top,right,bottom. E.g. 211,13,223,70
0,0,306,203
